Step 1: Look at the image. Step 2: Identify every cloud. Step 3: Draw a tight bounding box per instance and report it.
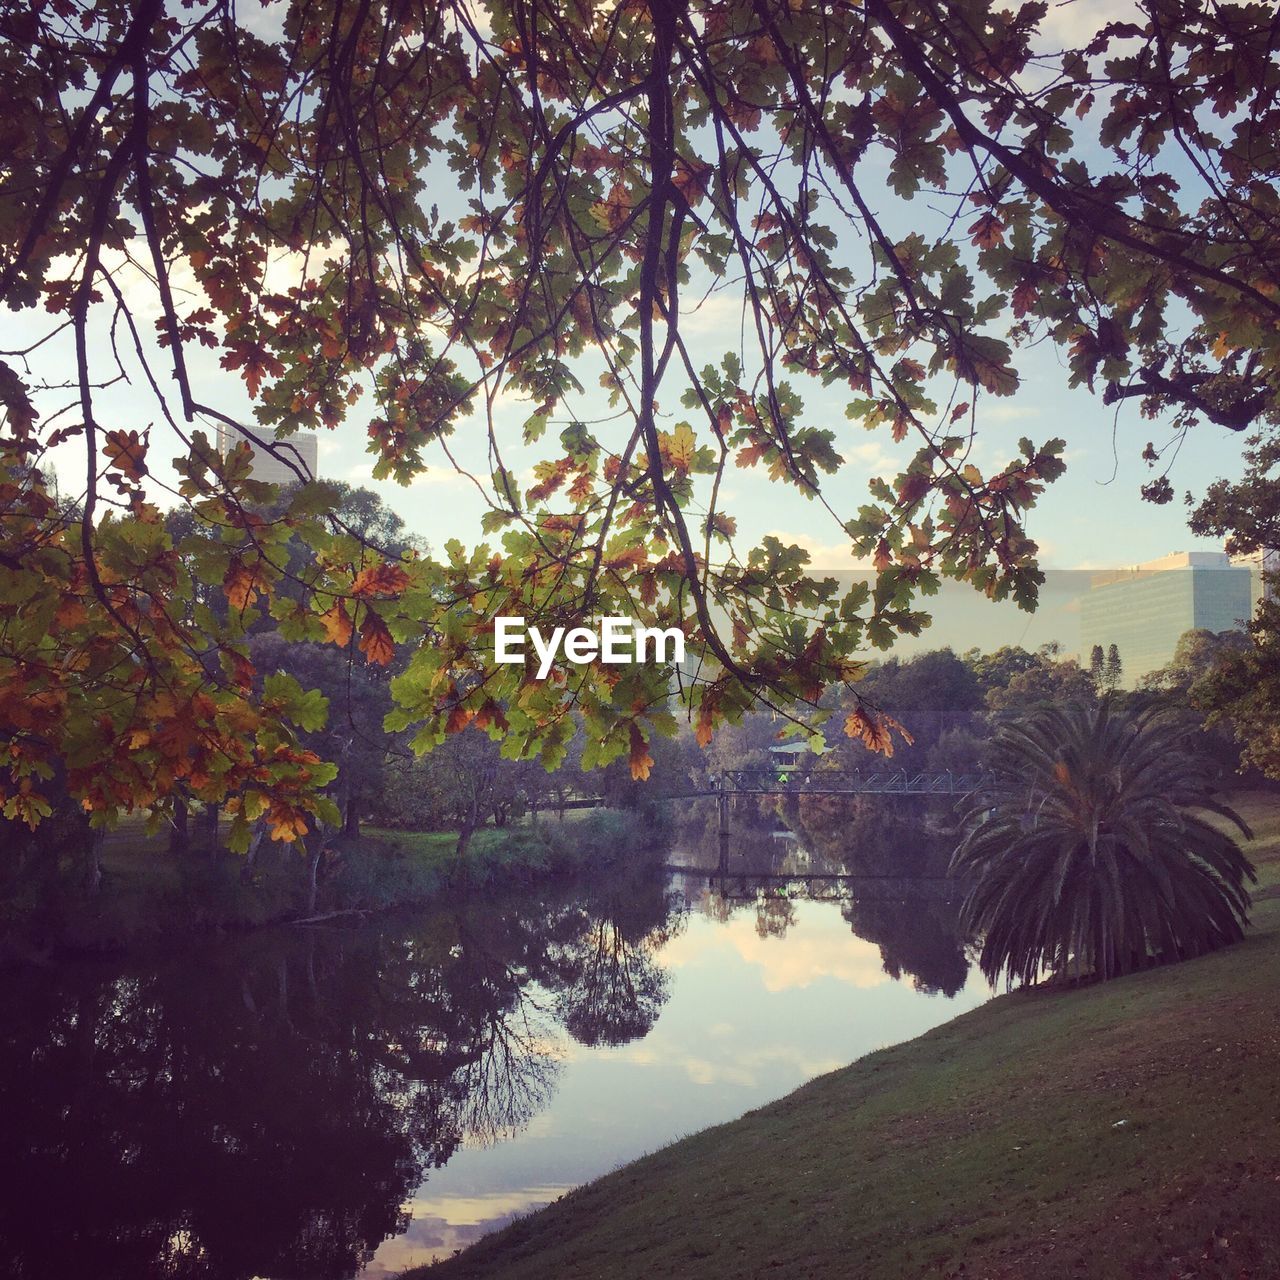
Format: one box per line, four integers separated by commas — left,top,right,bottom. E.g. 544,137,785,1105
362,1186,575,1275
764,529,874,572
598,1029,850,1089
660,909,889,993
678,292,748,340
978,402,1041,424
1037,0,1141,49
410,466,480,492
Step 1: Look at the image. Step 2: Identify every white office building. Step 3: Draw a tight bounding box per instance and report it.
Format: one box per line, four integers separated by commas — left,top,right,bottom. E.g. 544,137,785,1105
215,425,318,487
1079,551,1253,686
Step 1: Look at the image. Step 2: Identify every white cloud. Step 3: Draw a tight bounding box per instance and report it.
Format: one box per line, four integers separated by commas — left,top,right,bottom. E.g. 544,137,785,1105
1037,0,1141,49
660,910,889,993
764,529,873,572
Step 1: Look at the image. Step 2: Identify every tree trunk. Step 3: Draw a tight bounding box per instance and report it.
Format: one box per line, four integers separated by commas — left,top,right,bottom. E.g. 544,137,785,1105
202,802,220,857
85,828,103,898
168,795,189,856
304,837,323,915
240,819,267,883
454,823,474,861
342,794,361,839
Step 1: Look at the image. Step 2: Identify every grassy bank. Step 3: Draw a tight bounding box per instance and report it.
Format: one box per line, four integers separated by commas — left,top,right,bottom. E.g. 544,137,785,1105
1,807,668,961
415,793,1280,1280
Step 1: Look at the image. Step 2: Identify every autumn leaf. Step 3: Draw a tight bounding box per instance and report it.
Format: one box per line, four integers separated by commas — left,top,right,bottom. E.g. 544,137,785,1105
319,599,354,647
358,609,396,665
222,558,260,609
103,429,148,481
664,422,696,470
221,341,285,398
968,212,1006,248
695,704,715,748
266,801,310,843
628,723,654,781
843,706,912,757
445,703,473,733
705,511,737,540
352,562,412,597
3,782,53,830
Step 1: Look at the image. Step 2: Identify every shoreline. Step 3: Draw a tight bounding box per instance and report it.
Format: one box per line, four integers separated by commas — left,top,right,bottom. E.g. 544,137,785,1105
0,807,670,969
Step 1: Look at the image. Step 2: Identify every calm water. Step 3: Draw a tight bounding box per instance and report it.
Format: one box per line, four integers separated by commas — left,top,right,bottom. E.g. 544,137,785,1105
0,803,988,1279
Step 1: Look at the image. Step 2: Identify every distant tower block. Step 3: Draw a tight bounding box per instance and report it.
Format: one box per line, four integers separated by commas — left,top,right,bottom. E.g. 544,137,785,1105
1229,548,1279,613
1079,551,1252,687
215,425,318,486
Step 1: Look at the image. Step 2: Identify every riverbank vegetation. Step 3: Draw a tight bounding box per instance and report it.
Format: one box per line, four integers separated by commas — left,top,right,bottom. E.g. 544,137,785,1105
0,807,670,964
954,700,1255,987
415,793,1280,1280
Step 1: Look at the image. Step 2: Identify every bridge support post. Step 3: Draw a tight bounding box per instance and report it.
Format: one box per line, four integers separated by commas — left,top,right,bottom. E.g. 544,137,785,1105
716,773,729,876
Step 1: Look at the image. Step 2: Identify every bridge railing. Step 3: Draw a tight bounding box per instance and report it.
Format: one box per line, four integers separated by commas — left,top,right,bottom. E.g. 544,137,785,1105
715,768,981,796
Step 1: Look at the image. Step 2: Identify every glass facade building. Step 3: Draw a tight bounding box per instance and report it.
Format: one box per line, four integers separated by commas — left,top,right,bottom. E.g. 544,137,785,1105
215,426,318,486
1079,552,1253,686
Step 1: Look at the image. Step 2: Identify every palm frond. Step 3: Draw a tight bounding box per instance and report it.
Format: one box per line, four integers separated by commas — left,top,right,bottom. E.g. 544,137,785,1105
953,697,1256,989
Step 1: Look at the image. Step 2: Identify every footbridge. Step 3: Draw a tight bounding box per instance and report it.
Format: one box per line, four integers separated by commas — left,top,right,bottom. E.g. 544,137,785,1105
709,767,981,797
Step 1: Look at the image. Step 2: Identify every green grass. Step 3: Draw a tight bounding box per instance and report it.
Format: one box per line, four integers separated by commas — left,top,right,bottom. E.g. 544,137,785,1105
415,792,1280,1280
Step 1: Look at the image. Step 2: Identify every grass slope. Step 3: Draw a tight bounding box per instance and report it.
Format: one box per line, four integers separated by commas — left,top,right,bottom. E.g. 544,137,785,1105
416,794,1280,1280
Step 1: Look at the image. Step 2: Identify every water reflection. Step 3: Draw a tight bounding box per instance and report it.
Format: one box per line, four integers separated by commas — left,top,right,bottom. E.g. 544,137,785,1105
0,806,982,1280
689,793,973,996
0,861,681,1280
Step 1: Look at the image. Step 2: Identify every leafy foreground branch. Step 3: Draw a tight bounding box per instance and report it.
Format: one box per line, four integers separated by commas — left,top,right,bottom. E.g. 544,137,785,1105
4,0,1280,842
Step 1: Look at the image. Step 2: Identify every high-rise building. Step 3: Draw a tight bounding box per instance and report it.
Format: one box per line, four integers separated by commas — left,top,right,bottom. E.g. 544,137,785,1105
215,425,318,486
1229,548,1279,613
1079,551,1253,686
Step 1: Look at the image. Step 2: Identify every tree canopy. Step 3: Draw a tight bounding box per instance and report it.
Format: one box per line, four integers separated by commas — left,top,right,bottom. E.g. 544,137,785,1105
4,0,1280,843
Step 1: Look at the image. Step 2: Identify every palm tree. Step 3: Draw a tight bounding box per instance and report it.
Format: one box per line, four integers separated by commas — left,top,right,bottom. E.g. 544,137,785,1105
953,699,1255,988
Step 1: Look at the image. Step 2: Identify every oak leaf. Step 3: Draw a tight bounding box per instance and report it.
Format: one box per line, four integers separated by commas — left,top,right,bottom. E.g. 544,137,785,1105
358,609,396,665
103,430,148,481
351,562,411,597
628,724,654,781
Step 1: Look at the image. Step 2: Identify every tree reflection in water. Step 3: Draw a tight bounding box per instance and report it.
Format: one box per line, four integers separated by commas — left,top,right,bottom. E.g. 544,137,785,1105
681,793,974,998
544,873,678,1047
0,858,683,1280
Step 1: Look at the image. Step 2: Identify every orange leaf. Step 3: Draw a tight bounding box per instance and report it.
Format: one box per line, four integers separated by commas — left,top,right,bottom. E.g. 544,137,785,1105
103,429,148,481
628,724,654,781
446,704,474,733
266,802,310,843
358,610,395,665
968,212,1006,248
223,558,259,609
351,562,411,597
843,706,912,757
473,701,510,733
319,600,354,647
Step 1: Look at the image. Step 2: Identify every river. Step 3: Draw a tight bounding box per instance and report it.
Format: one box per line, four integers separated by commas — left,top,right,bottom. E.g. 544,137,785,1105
0,800,989,1279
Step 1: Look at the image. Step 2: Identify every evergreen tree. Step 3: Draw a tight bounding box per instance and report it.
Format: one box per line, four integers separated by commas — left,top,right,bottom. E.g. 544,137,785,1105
1089,645,1105,688
1105,645,1124,692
